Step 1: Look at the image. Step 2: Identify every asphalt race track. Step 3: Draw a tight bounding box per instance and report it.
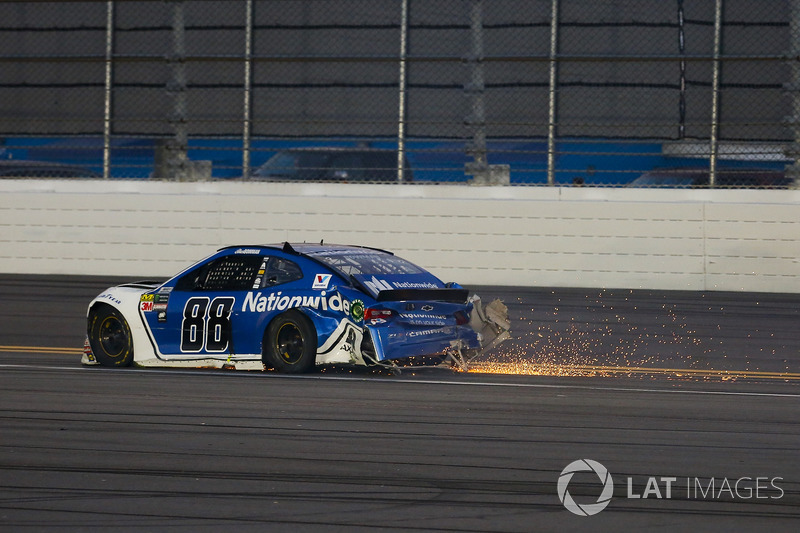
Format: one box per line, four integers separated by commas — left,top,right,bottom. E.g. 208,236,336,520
1,275,799,531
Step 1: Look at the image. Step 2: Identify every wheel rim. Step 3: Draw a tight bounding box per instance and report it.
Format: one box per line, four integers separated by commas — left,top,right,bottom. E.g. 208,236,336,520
99,316,127,358
276,322,304,365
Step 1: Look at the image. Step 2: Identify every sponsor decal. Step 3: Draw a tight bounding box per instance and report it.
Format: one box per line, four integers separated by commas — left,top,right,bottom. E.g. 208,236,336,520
399,312,448,326
141,293,168,304
98,293,122,305
234,248,261,255
400,313,447,321
350,299,365,321
363,276,393,294
157,311,167,322
407,329,442,338
242,291,351,315
313,273,332,290
140,301,154,312
421,305,434,312
363,276,440,295
392,281,439,289
253,260,268,289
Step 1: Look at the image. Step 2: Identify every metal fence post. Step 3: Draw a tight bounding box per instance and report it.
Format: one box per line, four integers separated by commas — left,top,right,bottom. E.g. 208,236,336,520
162,0,188,180
786,0,800,188
547,0,559,186
464,0,488,181
709,0,723,188
678,0,686,140
242,0,253,179
102,0,115,180
396,0,408,183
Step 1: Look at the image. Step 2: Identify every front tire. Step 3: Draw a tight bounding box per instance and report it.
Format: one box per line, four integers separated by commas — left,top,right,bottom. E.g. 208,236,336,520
263,311,317,373
88,305,134,367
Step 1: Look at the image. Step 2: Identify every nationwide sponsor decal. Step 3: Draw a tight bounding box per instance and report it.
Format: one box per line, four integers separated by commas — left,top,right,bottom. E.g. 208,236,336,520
399,312,448,326
400,313,447,321
363,276,393,295
363,276,441,295
392,281,439,289
242,290,351,314
313,273,332,290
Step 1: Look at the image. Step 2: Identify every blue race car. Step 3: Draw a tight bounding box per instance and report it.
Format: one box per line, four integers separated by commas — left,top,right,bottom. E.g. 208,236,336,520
83,243,510,373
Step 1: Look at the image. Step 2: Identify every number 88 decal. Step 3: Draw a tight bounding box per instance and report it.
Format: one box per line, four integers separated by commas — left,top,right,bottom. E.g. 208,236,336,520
181,297,235,353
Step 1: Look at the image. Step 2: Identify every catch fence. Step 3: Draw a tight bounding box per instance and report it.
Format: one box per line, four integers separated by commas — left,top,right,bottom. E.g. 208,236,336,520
1,0,797,187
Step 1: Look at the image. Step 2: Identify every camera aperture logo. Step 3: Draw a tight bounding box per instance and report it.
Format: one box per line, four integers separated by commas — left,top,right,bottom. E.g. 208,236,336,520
557,459,614,516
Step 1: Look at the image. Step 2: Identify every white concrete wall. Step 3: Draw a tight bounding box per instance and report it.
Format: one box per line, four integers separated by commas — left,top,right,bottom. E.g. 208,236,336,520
1,179,798,292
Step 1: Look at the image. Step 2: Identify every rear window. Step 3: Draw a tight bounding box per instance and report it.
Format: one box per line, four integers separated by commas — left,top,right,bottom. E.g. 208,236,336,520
312,250,423,277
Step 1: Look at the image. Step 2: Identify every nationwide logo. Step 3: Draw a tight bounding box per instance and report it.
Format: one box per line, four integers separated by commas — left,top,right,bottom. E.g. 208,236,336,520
242,291,351,314
363,276,393,295
557,459,614,516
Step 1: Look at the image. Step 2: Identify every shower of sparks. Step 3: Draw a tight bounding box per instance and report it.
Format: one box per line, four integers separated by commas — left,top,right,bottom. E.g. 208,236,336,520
464,290,795,381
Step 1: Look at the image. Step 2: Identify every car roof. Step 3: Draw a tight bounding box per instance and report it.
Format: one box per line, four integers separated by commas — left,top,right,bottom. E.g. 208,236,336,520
218,242,393,257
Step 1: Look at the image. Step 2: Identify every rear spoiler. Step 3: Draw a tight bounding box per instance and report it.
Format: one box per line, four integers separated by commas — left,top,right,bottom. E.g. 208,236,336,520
376,288,469,303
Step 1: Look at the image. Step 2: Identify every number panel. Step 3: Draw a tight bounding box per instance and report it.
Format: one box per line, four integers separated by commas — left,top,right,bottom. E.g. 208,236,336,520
180,296,234,353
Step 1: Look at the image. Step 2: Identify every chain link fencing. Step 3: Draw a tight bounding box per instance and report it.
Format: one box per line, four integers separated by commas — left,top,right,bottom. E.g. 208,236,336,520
0,0,797,187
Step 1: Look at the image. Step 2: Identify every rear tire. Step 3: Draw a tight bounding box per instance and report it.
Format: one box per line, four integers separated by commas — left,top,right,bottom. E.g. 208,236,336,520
88,306,134,367
263,311,317,373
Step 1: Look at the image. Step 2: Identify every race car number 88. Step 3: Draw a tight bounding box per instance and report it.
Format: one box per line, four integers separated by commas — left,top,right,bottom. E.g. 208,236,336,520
181,297,234,353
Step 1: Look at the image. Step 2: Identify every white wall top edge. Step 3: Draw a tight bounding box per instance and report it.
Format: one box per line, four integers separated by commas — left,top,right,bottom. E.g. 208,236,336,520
1,178,798,205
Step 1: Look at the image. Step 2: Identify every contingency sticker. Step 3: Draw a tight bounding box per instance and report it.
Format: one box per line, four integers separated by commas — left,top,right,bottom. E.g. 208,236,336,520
313,273,332,290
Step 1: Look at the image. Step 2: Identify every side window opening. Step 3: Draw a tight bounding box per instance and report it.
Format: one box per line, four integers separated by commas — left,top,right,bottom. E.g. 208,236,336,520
177,255,264,291
261,257,304,288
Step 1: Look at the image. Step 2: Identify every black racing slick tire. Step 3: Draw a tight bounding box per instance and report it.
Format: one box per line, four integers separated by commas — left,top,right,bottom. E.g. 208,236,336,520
88,305,134,367
263,311,317,374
